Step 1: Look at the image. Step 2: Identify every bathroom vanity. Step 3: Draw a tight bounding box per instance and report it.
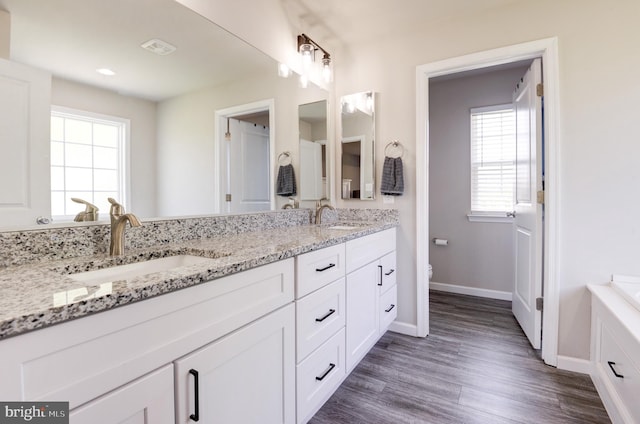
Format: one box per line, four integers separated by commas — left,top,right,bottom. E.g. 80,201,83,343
0,215,397,424
588,279,640,424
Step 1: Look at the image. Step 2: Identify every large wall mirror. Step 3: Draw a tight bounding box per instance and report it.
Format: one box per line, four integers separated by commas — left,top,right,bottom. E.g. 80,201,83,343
0,0,328,230
298,100,328,201
341,91,375,200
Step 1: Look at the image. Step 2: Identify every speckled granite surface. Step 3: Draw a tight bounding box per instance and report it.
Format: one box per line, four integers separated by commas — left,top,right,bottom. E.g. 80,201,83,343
0,213,398,340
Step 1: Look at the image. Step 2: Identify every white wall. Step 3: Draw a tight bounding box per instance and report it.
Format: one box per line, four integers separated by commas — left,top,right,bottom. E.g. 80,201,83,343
156,71,327,216
429,66,528,294
0,10,9,59
331,0,640,360
51,77,158,218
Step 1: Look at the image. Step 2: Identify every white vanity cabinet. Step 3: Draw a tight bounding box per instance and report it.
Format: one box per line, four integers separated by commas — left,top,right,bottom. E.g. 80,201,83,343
295,244,347,424
345,228,397,372
589,285,640,424
0,259,294,423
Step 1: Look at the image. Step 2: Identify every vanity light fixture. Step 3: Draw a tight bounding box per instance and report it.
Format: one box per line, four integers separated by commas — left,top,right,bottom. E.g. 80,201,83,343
297,33,332,84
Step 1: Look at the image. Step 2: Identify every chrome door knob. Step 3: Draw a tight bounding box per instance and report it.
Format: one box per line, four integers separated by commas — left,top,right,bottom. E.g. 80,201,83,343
506,211,516,218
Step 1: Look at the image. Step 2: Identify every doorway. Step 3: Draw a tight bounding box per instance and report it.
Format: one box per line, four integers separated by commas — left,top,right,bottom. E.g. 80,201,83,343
215,100,276,214
415,38,560,366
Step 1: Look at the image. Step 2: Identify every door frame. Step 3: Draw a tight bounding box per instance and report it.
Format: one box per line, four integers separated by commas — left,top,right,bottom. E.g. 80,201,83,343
415,38,560,366
214,99,276,213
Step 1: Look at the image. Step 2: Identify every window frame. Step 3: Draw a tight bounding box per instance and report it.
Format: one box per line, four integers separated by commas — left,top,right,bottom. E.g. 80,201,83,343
50,105,131,222
467,103,515,223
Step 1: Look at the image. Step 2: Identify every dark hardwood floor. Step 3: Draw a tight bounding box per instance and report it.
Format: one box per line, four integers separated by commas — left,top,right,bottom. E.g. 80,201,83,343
310,291,610,424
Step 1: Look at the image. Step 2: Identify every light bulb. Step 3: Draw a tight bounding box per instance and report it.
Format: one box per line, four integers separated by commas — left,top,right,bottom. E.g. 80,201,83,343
278,63,292,78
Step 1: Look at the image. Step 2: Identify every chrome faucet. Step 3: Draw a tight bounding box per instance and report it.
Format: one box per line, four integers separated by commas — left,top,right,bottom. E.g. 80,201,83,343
71,198,99,222
315,201,335,225
108,198,142,256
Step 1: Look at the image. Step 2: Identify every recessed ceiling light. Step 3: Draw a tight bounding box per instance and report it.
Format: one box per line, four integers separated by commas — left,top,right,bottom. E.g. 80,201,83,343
141,38,177,56
96,68,116,76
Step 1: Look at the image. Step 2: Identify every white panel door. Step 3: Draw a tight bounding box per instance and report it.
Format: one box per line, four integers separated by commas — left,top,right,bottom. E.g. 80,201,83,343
512,58,544,349
299,138,323,200
0,58,51,226
227,119,271,213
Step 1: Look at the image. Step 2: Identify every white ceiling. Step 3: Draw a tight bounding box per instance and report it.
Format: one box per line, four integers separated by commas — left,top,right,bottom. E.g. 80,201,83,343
0,0,530,101
0,0,276,101
282,0,528,49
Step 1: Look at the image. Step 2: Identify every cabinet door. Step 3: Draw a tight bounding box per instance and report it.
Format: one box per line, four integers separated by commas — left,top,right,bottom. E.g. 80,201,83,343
175,304,295,424
69,365,174,424
346,262,379,372
0,58,52,226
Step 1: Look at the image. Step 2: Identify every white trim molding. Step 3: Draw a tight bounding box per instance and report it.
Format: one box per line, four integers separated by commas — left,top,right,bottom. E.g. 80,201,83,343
416,37,561,367
556,355,593,375
430,282,513,301
388,321,418,337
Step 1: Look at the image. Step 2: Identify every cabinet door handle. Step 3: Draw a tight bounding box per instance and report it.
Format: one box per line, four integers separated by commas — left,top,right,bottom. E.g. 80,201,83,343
607,361,624,378
316,263,336,272
385,304,396,313
189,369,200,421
315,363,336,381
378,265,383,286
385,269,395,276
315,309,336,322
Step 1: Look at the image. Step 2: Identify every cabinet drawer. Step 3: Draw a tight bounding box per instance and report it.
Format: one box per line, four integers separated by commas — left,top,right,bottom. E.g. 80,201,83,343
346,228,396,273
379,285,397,334
296,243,345,298
296,328,346,424
296,278,346,361
598,322,640,422
378,251,396,294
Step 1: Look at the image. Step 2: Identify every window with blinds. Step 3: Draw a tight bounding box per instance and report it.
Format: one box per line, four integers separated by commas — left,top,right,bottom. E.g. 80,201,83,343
470,104,515,214
50,107,128,220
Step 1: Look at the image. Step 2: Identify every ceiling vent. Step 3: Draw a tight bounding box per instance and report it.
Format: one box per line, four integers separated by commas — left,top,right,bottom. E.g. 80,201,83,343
140,39,177,56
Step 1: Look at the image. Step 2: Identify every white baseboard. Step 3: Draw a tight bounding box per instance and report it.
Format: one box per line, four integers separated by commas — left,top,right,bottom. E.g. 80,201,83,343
556,355,593,375
430,281,513,301
388,321,418,337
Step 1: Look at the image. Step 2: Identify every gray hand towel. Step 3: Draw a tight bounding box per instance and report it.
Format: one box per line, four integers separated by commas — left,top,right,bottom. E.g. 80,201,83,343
276,164,297,196
381,156,404,195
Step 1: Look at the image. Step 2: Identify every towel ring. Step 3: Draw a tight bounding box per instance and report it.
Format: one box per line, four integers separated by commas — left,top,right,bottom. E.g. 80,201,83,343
278,151,292,166
384,140,404,158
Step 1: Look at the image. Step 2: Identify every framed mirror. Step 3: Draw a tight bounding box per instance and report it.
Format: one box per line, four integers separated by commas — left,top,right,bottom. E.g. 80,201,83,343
298,100,328,201
341,91,375,200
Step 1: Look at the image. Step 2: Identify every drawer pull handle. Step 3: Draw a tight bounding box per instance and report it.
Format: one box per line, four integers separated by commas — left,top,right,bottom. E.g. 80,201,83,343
385,304,396,313
316,263,336,272
189,369,200,421
607,361,624,378
385,269,395,276
315,309,336,322
378,265,383,286
315,363,336,381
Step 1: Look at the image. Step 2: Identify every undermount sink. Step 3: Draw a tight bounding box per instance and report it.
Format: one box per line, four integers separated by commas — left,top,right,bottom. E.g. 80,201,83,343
69,255,214,285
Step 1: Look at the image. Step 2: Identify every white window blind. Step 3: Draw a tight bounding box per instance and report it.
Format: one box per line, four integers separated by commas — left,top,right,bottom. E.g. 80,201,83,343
470,104,515,214
50,107,128,220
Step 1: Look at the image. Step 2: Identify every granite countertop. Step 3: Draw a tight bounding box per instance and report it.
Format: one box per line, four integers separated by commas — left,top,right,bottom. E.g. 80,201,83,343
0,221,395,340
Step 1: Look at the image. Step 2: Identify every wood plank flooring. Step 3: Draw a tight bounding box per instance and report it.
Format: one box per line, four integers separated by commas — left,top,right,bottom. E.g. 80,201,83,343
310,291,610,424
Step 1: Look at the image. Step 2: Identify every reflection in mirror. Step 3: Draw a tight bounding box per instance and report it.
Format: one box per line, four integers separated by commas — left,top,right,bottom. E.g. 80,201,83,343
0,0,328,230
298,101,328,201
341,91,375,200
